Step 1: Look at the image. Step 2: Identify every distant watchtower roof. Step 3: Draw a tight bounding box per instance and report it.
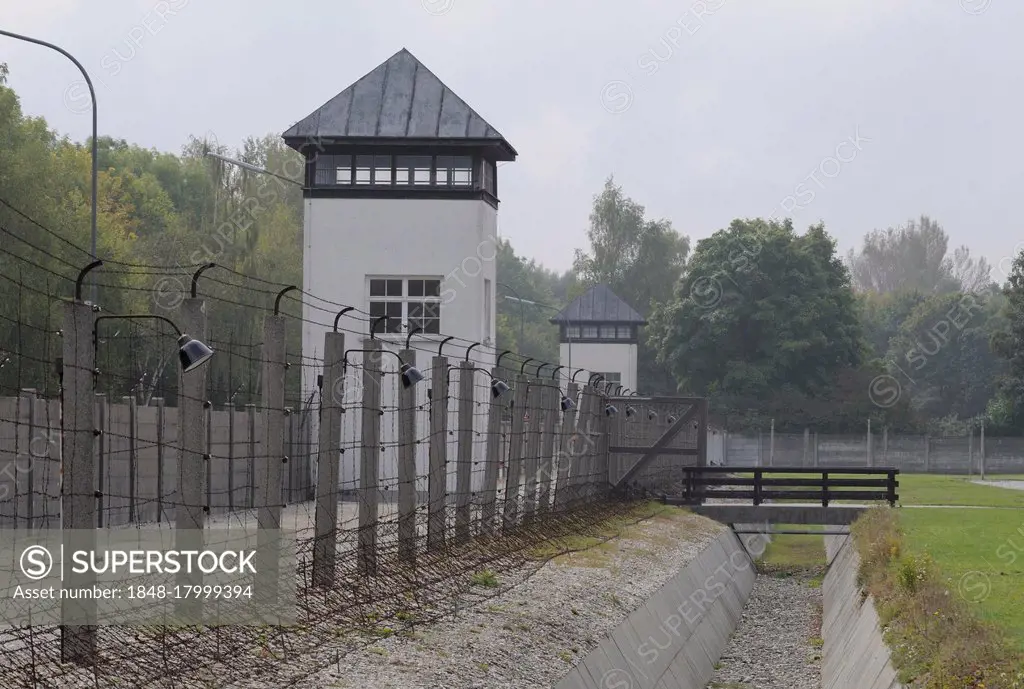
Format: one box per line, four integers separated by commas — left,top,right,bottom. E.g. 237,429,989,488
549,285,647,325
283,48,516,160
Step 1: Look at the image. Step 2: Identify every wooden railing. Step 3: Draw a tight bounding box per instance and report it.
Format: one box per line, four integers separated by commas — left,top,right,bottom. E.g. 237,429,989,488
676,466,899,507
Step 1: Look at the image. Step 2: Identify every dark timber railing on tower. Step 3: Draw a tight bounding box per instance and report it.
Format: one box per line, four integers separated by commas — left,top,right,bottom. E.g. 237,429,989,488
667,466,899,507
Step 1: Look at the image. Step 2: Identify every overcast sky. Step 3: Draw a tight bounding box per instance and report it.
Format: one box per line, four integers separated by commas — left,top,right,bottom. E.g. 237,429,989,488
2,0,1020,280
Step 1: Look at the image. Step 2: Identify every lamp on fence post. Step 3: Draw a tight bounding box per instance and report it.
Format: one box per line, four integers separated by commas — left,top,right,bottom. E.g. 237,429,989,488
343,349,424,389
254,286,297,600
59,260,104,664
94,312,214,619
182,274,213,618
313,309,351,587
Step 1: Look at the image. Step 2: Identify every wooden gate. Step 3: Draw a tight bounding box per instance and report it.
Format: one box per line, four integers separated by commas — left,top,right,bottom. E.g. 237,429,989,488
607,396,708,496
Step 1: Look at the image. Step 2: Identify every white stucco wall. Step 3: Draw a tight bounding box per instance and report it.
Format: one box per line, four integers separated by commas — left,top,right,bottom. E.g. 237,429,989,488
559,341,638,392
301,196,498,489
302,197,498,389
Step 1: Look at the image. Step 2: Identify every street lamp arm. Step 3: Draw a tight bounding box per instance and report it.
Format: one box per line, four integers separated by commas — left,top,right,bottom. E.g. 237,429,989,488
1,30,100,302
205,151,302,187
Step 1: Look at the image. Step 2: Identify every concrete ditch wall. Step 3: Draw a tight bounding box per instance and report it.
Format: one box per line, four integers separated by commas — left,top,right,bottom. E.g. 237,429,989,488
556,527,761,689
822,535,903,689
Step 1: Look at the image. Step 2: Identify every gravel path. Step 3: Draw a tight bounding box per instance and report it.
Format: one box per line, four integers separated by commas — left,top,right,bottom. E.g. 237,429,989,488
705,574,822,689
256,510,723,689
971,479,1024,491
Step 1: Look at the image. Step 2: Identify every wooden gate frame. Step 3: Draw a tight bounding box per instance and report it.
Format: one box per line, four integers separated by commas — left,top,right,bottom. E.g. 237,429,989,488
610,397,708,491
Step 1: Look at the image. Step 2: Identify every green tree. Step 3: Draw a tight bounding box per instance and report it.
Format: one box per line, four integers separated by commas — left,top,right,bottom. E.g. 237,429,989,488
886,289,1005,422
573,177,689,395
649,218,875,430
494,238,566,364
857,290,928,361
847,215,991,294
989,250,1024,432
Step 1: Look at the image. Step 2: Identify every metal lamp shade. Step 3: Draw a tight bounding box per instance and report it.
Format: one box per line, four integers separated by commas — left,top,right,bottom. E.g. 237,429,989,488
625,405,636,417
490,378,511,398
560,395,576,412
400,362,425,388
647,410,658,421
605,404,618,416
178,334,214,373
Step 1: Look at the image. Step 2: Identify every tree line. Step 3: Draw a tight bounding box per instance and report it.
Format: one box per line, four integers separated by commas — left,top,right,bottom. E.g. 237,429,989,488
1,63,1023,433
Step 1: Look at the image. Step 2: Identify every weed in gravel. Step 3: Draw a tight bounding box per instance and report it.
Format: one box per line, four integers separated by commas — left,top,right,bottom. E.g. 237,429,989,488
471,570,500,588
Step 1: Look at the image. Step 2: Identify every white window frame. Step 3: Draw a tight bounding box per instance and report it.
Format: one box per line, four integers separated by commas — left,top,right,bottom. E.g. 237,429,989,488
367,276,442,336
596,372,622,384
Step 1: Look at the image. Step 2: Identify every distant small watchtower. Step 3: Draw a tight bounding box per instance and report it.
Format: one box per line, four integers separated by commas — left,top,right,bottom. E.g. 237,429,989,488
549,285,646,392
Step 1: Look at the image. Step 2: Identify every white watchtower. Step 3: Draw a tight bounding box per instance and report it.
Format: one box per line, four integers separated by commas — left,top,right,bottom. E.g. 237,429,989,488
550,284,646,393
283,47,517,392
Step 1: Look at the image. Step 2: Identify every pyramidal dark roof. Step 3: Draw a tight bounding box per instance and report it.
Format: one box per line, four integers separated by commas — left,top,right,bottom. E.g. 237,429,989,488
549,285,647,325
282,48,516,157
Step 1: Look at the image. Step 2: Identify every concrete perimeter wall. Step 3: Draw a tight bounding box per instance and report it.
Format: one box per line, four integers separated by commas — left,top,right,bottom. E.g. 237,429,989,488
708,429,1023,474
556,527,759,689
822,535,903,689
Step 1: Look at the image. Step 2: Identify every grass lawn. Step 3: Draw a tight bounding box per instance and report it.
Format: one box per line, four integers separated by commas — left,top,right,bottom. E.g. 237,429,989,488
756,524,825,570
897,474,1024,507
734,471,1024,507
900,507,1024,649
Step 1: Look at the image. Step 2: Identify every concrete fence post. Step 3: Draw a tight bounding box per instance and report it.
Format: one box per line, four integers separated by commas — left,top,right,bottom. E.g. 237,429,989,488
882,426,888,467
454,361,474,544
397,348,417,564
578,388,600,504
803,427,809,467
358,339,383,576
176,297,209,619
246,403,257,508
227,396,235,510
522,377,543,523
95,393,107,528
968,426,974,477
866,418,872,468
427,355,449,551
155,397,165,523
502,375,529,532
17,389,35,527
538,384,559,511
256,314,286,598
61,301,97,663
924,434,930,473
313,330,344,588
980,421,986,480
123,395,138,523
813,432,819,467
553,382,578,510
478,365,504,535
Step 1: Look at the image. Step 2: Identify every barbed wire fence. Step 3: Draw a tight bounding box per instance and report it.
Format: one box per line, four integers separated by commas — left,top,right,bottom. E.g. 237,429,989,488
0,195,703,688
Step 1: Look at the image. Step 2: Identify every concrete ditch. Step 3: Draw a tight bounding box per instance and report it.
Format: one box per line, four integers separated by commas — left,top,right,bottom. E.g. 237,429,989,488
555,527,764,689
556,526,902,689
821,535,903,689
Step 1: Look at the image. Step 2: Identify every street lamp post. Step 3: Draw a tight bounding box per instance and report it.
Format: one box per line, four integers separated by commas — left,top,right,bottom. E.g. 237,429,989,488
0,29,98,303
501,294,571,376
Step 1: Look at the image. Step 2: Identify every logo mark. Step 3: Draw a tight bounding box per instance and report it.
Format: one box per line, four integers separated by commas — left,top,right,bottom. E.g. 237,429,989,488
20,545,53,581
600,668,634,689
868,374,901,408
600,80,634,114
959,0,992,15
